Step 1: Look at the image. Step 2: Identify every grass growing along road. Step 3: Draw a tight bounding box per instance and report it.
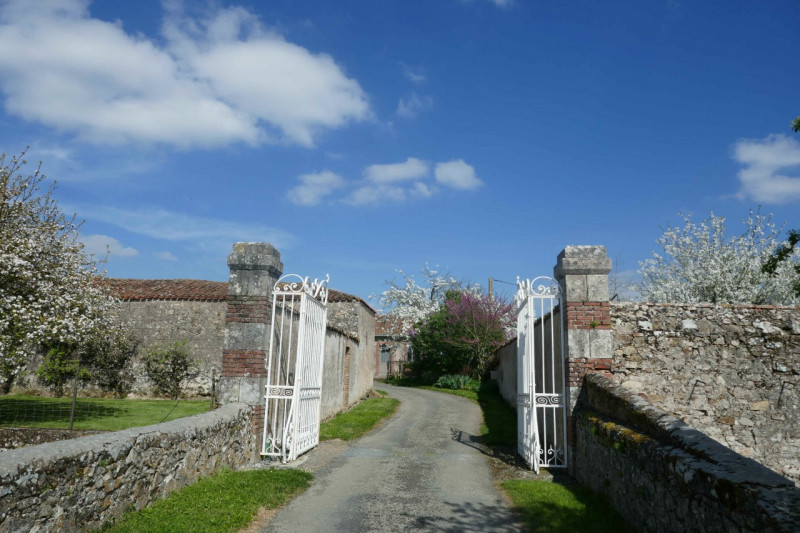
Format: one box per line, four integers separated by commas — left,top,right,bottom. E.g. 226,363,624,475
104,391,399,531
0,394,209,431
502,479,636,533
104,468,312,533
319,390,400,441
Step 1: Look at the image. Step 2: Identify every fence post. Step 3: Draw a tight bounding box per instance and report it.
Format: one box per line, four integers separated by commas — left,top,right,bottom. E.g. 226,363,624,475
217,243,283,458
553,245,612,473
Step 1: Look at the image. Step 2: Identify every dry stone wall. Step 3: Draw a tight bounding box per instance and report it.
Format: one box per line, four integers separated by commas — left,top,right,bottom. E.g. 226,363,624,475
575,374,800,533
0,403,256,532
610,302,800,482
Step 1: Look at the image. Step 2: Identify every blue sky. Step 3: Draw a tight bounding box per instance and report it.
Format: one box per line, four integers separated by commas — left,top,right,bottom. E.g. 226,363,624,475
0,0,798,306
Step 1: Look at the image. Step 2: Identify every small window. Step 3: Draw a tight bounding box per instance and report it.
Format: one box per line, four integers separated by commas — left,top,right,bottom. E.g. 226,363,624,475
380,345,391,363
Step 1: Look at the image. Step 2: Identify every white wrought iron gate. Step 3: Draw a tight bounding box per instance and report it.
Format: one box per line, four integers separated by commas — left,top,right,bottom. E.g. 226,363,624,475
516,277,567,472
262,274,329,462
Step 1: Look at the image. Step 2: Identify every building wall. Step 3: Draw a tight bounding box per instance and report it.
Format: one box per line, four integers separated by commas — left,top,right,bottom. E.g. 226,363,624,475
116,300,226,396
348,302,377,404
374,337,411,378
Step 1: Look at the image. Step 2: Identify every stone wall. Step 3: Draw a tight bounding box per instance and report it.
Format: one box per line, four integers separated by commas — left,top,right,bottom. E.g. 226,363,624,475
117,299,225,395
492,339,517,406
610,302,800,482
0,403,257,532
575,374,799,532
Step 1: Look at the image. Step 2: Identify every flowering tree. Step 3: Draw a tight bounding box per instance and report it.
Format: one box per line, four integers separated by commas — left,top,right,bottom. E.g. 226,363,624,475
0,151,117,393
410,290,514,379
637,211,800,305
376,264,480,330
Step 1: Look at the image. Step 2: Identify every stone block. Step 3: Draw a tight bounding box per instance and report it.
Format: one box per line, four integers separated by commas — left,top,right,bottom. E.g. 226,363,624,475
223,322,268,351
567,329,612,359
586,274,609,301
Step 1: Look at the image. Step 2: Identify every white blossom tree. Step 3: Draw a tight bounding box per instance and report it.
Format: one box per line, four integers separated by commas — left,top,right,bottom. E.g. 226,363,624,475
0,150,117,393
636,211,800,305
375,264,480,330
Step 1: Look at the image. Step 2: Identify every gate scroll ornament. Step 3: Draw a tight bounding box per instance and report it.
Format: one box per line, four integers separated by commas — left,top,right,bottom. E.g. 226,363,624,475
515,276,568,473
262,274,329,463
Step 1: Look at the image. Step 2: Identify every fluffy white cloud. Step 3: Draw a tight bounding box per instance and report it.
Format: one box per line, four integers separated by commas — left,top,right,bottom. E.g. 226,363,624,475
364,158,429,183
81,234,139,258
434,159,483,190
344,184,407,206
154,251,179,262
733,134,800,204
397,93,433,119
287,171,347,206
0,0,369,148
74,204,293,249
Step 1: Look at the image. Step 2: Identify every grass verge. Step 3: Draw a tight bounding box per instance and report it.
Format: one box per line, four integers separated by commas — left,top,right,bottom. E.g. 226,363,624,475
104,468,312,533
501,479,636,533
0,395,209,431
319,392,400,441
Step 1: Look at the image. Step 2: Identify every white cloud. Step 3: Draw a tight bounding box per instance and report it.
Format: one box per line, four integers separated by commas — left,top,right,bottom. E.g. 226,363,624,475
364,158,429,183
74,204,293,249
154,251,178,262
287,171,347,206
344,184,407,206
413,182,434,198
733,134,800,204
399,62,426,85
434,159,483,190
397,93,433,119
0,0,369,149
81,234,139,258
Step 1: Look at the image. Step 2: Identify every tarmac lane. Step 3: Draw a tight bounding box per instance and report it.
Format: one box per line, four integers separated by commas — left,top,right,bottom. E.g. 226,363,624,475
262,382,523,533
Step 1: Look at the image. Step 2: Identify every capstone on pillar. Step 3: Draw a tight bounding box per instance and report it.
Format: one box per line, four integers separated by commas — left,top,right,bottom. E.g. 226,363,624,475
217,243,283,443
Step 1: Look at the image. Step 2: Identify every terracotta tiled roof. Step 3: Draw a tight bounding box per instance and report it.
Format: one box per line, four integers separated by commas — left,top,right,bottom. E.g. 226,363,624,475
104,278,374,311
376,314,408,336
328,289,376,314
104,279,228,301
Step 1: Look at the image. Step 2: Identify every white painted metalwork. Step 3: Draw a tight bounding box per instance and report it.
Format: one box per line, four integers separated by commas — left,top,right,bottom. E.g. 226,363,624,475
516,276,567,472
262,274,329,462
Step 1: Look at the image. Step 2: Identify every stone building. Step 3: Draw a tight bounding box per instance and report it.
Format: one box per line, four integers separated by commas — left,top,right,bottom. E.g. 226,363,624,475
98,278,376,399
374,315,413,378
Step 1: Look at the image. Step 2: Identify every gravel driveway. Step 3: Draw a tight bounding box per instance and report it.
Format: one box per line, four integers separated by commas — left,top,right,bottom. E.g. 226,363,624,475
261,382,524,532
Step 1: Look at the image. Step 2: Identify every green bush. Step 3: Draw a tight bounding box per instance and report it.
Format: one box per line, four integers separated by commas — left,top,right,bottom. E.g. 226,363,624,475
144,342,195,399
84,330,139,398
35,345,90,397
433,374,479,391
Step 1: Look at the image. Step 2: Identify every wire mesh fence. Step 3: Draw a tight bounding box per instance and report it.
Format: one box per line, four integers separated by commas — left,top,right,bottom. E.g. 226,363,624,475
0,368,218,432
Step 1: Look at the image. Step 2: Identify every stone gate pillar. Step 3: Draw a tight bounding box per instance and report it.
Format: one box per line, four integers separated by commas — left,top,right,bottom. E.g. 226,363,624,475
553,246,612,470
218,243,283,449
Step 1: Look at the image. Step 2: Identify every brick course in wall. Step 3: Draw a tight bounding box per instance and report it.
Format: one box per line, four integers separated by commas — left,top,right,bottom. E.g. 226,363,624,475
564,301,611,329
566,357,612,387
225,297,270,323
220,350,267,377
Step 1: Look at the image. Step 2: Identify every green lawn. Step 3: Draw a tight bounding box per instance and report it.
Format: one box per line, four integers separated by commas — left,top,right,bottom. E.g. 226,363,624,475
319,392,400,441
0,394,209,431
104,468,312,533
502,480,636,533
